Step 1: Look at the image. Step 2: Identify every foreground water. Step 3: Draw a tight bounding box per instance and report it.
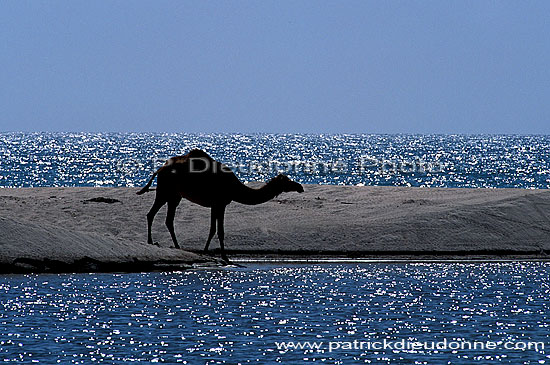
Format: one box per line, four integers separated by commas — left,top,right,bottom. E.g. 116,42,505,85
1,133,550,188
0,263,548,363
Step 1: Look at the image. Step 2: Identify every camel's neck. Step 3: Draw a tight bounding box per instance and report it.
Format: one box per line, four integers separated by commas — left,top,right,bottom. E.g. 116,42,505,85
232,181,280,205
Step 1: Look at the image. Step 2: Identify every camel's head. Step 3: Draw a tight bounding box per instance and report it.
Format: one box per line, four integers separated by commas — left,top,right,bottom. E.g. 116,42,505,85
270,174,304,193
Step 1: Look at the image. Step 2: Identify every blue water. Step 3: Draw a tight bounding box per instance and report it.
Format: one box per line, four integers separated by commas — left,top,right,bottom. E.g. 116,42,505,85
2,133,550,363
1,132,549,188
0,263,548,364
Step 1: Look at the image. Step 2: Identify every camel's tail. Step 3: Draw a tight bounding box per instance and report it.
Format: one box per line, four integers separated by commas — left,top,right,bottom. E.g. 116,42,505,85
136,170,159,195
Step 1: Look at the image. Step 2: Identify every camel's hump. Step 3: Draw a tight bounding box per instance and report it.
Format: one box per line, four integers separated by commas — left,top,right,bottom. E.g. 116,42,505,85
164,149,215,165
186,149,212,160
167,149,209,160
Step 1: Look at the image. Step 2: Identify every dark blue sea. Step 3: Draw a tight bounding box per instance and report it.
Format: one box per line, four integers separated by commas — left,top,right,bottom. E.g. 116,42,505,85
1,263,549,364
1,132,549,188
1,133,550,363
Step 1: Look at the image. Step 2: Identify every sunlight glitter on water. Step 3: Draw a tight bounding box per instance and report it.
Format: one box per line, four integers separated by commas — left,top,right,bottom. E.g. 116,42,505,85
1,133,550,188
0,263,548,363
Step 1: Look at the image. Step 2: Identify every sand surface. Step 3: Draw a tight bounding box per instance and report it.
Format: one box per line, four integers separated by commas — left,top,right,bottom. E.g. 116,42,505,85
1,185,550,272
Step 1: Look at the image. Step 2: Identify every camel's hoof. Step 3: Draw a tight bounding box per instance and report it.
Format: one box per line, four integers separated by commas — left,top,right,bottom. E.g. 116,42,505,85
222,259,245,268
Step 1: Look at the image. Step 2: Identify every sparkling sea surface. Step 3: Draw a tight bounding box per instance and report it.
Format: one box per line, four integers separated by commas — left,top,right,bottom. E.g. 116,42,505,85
1,132,549,188
1,133,550,363
0,263,549,364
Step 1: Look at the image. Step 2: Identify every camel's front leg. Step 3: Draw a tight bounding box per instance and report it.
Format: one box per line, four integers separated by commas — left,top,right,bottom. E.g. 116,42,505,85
204,208,217,252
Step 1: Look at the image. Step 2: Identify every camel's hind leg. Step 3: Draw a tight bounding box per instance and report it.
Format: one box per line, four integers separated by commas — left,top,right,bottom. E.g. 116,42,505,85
165,196,182,249
204,208,217,252
147,197,166,245
215,205,229,262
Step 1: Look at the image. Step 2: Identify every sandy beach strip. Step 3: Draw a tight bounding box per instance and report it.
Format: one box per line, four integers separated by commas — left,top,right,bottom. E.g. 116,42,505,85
1,185,550,273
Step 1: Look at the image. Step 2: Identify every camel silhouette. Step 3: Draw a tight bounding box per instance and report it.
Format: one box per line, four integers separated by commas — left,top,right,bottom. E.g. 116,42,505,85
137,149,304,262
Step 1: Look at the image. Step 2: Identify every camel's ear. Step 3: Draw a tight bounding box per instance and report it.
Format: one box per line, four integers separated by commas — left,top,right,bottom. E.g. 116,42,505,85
291,180,304,193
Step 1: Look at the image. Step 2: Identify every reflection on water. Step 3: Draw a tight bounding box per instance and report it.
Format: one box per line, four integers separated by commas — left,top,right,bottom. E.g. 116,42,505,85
2,133,550,188
0,263,549,363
